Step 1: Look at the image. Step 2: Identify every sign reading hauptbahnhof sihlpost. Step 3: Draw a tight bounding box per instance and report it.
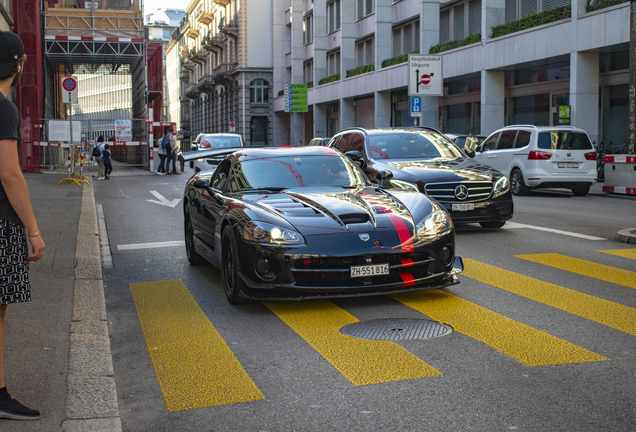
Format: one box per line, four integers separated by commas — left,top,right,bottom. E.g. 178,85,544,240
284,84,308,113
408,54,443,97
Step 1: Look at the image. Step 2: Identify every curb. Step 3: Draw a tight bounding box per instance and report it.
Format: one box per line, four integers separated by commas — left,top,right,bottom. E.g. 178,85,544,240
61,184,122,432
616,228,636,244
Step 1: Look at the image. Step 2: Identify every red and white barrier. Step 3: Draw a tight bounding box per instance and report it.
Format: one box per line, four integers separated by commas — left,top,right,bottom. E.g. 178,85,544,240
602,154,636,196
39,141,147,147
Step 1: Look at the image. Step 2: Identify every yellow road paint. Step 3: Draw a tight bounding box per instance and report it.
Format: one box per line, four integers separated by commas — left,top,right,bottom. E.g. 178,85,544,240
517,253,636,289
598,249,636,260
463,259,636,336
130,280,264,411
265,300,441,386
393,290,607,366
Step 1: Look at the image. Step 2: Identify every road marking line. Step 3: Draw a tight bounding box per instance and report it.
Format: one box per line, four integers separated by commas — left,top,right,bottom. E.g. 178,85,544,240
463,259,636,336
118,241,184,250
392,290,607,366
517,253,636,289
503,222,606,240
130,280,264,411
265,300,441,386
598,249,636,260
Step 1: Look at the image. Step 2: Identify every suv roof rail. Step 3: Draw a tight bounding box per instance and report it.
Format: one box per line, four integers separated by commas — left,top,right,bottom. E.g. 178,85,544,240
399,126,444,134
502,124,538,129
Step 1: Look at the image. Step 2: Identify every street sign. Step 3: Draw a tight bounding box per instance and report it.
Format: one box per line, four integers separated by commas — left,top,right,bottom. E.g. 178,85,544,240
48,120,82,143
407,55,443,97
229,121,236,132
410,97,422,117
558,105,571,125
284,83,308,113
61,76,78,104
115,119,132,142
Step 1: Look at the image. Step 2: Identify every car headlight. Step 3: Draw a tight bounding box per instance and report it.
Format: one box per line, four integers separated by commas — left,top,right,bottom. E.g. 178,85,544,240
243,221,305,245
390,179,419,192
494,176,509,193
416,207,453,238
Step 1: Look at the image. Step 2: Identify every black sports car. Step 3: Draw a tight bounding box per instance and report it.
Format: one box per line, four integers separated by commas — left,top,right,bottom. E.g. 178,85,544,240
182,146,463,304
328,127,514,228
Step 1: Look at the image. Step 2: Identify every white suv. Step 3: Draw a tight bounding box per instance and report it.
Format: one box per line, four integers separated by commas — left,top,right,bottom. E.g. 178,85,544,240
473,125,597,196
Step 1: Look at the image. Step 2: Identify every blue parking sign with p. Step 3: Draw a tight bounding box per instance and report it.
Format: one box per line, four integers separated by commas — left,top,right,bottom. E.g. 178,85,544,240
410,97,422,117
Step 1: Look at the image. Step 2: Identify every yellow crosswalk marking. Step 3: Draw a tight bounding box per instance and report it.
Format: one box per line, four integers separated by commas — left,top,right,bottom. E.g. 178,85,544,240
463,259,636,336
130,280,264,411
265,300,441,386
517,253,636,289
598,249,636,260
393,290,607,366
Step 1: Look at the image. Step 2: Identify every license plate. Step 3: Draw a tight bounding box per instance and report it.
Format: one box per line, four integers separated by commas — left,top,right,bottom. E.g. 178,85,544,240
350,263,389,278
452,203,474,211
558,162,579,168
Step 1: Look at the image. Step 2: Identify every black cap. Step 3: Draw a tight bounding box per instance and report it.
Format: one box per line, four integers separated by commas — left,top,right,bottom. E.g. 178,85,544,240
0,32,25,78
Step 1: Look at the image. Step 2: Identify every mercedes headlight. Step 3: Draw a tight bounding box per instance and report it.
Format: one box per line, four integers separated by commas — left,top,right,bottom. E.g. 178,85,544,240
493,176,509,193
243,221,305,245
416,206,453,238
390,179,419,192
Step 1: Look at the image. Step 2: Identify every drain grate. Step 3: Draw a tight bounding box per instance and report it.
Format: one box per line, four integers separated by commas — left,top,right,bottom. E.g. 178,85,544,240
340,318,453,341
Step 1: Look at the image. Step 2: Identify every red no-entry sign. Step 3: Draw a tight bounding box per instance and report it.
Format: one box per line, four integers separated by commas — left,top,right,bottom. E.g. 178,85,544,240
420,74,431,85
60,76,78,104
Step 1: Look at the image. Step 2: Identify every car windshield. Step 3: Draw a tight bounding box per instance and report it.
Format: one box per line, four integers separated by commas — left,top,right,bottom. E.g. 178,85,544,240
202,135,242,148
537,132,593,150
368,131,464,160
229,155,371,191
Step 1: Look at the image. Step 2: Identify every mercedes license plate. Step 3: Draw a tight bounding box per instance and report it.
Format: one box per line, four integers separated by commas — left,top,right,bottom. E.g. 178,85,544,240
558,162,578,168
350,263,389,278
452,203,474,211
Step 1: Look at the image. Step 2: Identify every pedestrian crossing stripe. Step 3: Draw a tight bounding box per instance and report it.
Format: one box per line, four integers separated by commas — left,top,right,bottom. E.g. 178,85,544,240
516,253,636,289
392,289,607,366
265,300,442,386
130,280,264,412
461,259,636,336
598,248,636,260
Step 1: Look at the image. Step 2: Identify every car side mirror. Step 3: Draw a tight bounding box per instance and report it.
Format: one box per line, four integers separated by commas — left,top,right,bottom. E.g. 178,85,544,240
344,150,367,170
378,170,393,187
464,149,476,158
193,178,209,189
191,144,199,151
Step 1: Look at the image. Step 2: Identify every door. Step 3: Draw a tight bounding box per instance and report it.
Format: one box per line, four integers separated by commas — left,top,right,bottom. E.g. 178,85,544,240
488,129,518,176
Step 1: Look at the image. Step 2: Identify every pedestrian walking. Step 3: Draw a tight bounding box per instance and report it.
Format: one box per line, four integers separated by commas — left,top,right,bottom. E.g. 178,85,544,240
156,132,166,175
165,127,180,175
0,30,45,421
94,135,106,180
103,144,112,179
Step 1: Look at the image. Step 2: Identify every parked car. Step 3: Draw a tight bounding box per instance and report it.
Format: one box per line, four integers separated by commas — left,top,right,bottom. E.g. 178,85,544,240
182,146,463,304
445,134,486,153
473,125,597,196
327,127,514,228
307,137,331,146
191,133,244,172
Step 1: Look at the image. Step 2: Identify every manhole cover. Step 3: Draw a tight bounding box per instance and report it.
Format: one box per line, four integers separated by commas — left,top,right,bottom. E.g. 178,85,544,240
340,319,453,341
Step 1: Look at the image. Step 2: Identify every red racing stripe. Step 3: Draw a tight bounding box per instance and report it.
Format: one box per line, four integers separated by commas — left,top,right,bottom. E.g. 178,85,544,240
387,214,414,253
400,259,414,268
400,273,415,287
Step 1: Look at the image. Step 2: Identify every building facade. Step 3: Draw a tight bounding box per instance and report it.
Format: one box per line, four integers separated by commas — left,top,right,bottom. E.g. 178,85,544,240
273,0,631,150
166,0,274,147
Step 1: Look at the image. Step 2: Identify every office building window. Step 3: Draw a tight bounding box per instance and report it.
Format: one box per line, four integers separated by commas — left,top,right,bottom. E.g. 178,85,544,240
505,0,568,23
327,0,341,34
304,14,313,45
357,0,374,20
249,79,269,104
303,60,313,84
356,37,374,67
327,49,340,76
440,0,481,42
392,20,420,57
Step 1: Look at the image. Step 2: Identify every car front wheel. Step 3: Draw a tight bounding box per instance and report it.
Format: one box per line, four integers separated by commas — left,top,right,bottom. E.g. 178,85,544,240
510,169,529,196
221,225,250,304
184,205,205,265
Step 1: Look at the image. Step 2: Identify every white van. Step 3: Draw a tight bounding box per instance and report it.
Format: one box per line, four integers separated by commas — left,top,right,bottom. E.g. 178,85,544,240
473,125,597,196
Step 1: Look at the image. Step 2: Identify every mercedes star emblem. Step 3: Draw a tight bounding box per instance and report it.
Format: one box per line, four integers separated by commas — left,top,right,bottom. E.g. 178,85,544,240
454,185,469,200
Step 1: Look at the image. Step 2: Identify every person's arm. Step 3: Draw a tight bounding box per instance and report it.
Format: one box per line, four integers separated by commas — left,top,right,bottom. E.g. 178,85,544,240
0,140,45,261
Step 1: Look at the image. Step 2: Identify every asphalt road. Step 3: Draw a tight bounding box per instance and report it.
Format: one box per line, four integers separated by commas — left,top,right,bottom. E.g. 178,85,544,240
94,171,636,432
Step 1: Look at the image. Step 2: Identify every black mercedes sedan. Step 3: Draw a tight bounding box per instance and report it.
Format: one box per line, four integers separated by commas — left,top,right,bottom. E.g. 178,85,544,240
182,146,463,304
328,127,514,228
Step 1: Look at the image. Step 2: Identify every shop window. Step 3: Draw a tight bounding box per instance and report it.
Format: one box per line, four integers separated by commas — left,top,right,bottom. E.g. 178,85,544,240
393,20,420,57
506,61,570,86
327,0,341,34
508,94,550,126
440,0,480,43
356,37,374,67
600,51,629,73
249,79,269,104
250,117,268,146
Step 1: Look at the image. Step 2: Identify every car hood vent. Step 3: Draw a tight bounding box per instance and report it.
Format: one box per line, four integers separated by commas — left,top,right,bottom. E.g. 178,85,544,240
339,213,370,225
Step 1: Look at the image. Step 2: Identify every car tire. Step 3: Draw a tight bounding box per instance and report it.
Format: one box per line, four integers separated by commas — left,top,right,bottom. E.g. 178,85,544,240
184,205,206,265
479,221,507,229
510,169,529,196
571,186,590,196
221,225,250,305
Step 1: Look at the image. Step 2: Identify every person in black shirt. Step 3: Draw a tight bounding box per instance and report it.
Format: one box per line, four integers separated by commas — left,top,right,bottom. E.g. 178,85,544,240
103,144,112,179
0,31,44,421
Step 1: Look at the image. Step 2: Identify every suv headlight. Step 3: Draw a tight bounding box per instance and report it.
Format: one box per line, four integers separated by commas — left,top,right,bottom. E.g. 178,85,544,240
390,179,419,192
493,176,509,194
243,221,305,245
416,207,453,238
